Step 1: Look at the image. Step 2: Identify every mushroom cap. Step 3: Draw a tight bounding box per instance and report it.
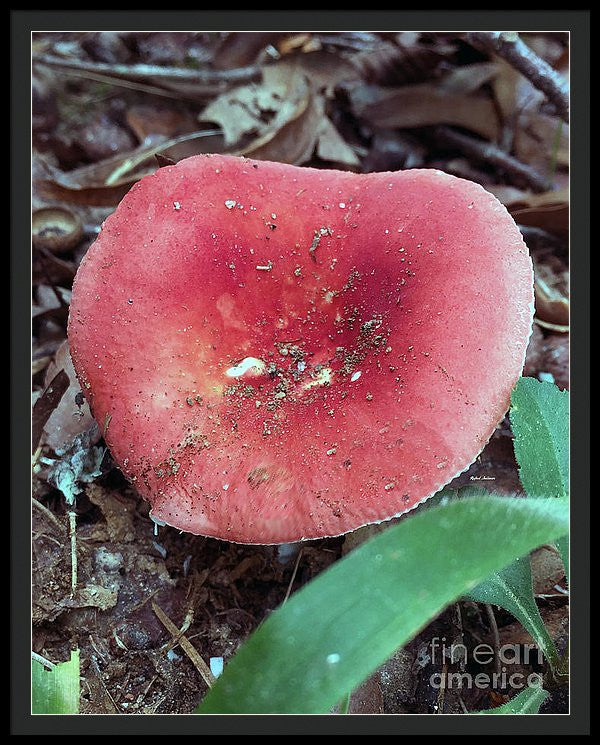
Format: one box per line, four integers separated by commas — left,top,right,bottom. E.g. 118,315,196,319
68,155,534,544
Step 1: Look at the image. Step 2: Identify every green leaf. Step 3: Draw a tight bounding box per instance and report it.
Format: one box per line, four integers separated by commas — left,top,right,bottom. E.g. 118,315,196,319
466,555,559,668
197,495,568,713
510,377,569,499
510,377,569,580
476,685,549,714
32,650,80,714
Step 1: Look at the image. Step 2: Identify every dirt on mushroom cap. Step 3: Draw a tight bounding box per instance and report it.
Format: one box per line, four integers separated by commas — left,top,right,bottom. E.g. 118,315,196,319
67,154,534,544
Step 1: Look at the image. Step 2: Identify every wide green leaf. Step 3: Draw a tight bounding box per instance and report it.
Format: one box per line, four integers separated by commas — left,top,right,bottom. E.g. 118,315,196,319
32,650,80,714
477,685,549,714
510,377,569,579
197,495,568,713
466,555,558,668
510,377,569,499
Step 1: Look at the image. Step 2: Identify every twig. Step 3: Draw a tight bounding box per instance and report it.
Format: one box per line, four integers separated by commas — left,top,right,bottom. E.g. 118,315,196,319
32,651,55,669
282,547,303,604
536,592,570,600
88,634,110,664
68,510,77,596
162,604,194,653
32,531,63,548
104,129,221,186
32,497,64,533
114,671,131,704
112,629,129,651
124,588,160,616
161,571,208,653
469,31,569,122
454,603,466,673
90,655,120,713
435,126,551,192
33,53,260,86
469,32,569,123
151,694,168,714
33,65,186,100
435,661,448,713
485,604,502,678
140,674,158,705
534,318,569,333
152,601,215,688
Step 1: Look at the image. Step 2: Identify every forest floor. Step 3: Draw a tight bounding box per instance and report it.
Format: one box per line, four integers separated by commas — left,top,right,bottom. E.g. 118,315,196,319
32,30,569,714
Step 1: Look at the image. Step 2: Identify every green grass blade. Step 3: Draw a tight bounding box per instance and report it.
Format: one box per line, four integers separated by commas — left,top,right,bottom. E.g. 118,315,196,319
32,650,80,714
466,555,559,668
197,495,568,713
476,685,549,714
510,377,569,499
510,377,569,584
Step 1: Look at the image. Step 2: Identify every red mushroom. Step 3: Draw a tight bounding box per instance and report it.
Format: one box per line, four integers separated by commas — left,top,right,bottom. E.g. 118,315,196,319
68,155,533,544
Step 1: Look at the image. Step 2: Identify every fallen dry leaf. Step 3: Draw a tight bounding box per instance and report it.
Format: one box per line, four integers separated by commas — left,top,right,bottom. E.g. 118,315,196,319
86,483,137,543
484,37,568,164
534,274,569,327
531,546,566,596
63,585,119,612
280,49,358,95
126,104,200,142
41,340,97,453
233,74,325,165
512,202,568,238
362,130,426,173
277,33,320,57
33,245,77,286
200,62,312,148
32,369,69,454
346,82,500,140
35,131,224,206
316,116,360,167
524,33,568,68
76,115,136,162
439,61,499,95
32,284,71,322
492,56,525,128
213,32,286,69
523,325,569,388
34,146,156,206
486,184,531,205
514,112,568,172
349,37,449,86
103,130,223,185
493,605,568,650
507,188,569,238
523,323,546,376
